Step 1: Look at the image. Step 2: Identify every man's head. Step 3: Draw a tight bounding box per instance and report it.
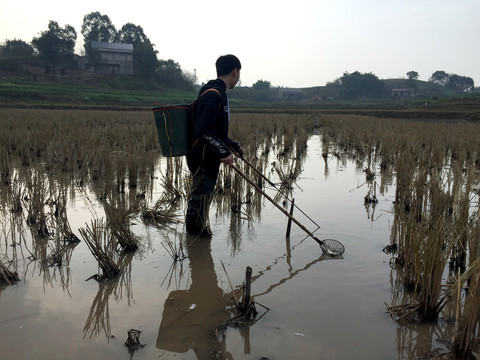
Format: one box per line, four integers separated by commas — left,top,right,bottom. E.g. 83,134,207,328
216,54,241,77
216,54,241,89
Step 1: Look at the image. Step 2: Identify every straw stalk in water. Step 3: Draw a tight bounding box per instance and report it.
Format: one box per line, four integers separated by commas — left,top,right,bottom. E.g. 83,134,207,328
79,218,120,281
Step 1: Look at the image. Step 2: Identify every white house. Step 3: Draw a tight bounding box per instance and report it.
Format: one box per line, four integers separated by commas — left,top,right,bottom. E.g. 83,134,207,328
81,41,134,75
391,88,414,97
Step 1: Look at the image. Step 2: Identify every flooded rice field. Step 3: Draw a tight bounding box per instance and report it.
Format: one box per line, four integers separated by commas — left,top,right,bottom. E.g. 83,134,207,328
0,109,479,359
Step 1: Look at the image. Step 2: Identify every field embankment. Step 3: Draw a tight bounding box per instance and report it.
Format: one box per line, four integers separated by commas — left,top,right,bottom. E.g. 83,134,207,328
1,76,480,121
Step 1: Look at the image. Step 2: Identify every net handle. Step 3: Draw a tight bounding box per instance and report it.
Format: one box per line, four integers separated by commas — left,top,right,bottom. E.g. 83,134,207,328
231,164,345,256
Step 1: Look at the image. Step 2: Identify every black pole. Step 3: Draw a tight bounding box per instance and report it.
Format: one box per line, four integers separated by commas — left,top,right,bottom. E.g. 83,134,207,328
240,157,320,229
286,198,295,237
231,164,323,246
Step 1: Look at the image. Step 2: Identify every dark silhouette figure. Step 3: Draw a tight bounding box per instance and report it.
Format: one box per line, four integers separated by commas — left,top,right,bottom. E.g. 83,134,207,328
156,237,233,359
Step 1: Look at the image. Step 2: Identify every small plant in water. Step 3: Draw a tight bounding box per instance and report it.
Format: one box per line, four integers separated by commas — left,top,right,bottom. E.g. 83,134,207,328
79,218,121,281
103,198,141,252
161,231,186,261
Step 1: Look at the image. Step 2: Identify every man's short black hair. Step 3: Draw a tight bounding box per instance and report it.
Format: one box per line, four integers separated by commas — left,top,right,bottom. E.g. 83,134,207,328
216,54,241,77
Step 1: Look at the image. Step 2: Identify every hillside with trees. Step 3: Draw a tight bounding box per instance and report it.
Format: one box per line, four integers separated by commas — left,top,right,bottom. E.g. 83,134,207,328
0,11,194,91
0,11,479,109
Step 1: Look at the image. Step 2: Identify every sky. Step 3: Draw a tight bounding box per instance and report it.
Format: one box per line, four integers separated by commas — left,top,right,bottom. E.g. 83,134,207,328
1,0,479,88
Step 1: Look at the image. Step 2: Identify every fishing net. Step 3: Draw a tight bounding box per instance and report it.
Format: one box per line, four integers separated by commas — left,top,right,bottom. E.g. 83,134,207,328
320,238,345,257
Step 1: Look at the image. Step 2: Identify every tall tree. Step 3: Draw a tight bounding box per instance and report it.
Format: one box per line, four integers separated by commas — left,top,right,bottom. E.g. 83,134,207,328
115,23,148,44
81,12,116,57
0,39,34,58
447,74,475,93
31,21,77,66
252,79,271,90
407,71,419,80
337,71,385,99
251,79,272,101
156,59,194,90
116,23,158,79
133,41,159,79
429,70,449,86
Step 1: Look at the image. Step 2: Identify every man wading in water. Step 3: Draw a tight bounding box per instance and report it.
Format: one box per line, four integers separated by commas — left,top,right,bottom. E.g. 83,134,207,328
185,54,244,236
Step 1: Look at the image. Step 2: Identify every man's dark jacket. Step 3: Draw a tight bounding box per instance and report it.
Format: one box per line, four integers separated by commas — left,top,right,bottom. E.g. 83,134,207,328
186,79,240,179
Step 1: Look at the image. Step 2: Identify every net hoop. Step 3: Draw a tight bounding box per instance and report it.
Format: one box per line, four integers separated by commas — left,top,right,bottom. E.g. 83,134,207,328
320,238,345,256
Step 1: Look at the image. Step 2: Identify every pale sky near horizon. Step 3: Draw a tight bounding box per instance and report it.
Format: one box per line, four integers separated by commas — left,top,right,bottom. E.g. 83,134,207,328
1,0,479,88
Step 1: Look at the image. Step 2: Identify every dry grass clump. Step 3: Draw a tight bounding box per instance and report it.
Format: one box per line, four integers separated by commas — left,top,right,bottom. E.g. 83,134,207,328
389,146,478,322
45,232,78,269
214,161,262,236
229,113,316,158
23,168,51,237
3,107,480,357
315,113,480,357
452,259,480,359
51,190,81,244
0,145,11,186
79,219,121,281
219,113,316,221
271,158,303,200
0,109,166,283
0,109,322,244
227,165,247,214
0,109,158,187
141,199,181,226
5,174,23,214
102,198,141,252
141,161,183,227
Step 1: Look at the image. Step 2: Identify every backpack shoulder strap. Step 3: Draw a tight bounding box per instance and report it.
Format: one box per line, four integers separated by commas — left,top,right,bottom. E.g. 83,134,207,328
199,88,221,98
191,87,222,109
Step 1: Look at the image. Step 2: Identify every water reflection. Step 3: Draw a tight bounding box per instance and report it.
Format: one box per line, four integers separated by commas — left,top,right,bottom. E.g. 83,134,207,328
3,110,479,358
252,252,338,297
27,228,78,293
156,237,233,359
394,318,454,359
251,235,339,297
386,264,456,358
83,252,134,339
155,232,339,359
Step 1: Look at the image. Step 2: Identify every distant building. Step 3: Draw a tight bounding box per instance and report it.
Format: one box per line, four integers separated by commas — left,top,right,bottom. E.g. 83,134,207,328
15,59,46,76
391,88,414,97
277,88,303,100
79,41,134,75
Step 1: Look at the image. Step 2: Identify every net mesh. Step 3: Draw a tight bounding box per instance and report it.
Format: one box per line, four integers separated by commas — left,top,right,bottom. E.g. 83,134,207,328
320,238,345,256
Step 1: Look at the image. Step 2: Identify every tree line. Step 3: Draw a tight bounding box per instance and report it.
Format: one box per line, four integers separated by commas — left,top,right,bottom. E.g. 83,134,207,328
0,12,194,90
0,14,477,99
325,70,476,100
429,70,475,93
236,71,476,102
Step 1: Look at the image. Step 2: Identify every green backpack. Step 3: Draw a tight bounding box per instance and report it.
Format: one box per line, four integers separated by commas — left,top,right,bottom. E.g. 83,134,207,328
152,88,220,157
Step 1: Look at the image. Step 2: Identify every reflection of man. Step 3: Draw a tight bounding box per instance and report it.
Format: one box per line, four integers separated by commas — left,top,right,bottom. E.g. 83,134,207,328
157,237,232,359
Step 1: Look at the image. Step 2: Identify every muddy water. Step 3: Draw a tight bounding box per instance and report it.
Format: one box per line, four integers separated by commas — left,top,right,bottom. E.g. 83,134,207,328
0,135,452,360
